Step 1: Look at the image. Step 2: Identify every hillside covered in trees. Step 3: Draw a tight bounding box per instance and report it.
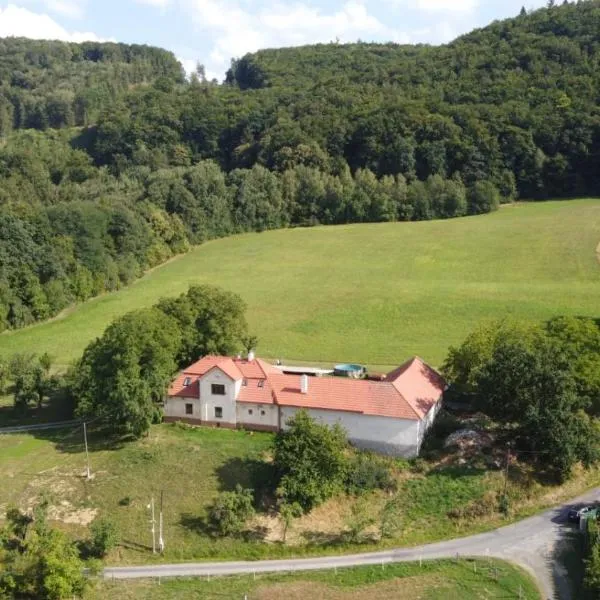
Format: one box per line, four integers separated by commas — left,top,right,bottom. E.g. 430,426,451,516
1,0,599,331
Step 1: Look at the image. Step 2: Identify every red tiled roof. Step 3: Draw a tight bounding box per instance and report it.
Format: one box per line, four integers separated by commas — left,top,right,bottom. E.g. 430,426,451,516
167,355,445,421
270,374,421,420
183,356,231,376
168,373,199,398
237,379,276,405
203,360,243,381
386,357,446,419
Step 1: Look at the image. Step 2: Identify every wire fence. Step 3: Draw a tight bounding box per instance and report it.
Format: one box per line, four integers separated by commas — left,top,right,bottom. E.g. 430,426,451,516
98,557,538,599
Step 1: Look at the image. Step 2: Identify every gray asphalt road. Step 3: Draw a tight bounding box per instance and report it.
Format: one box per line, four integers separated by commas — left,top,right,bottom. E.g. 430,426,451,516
104,487,600,599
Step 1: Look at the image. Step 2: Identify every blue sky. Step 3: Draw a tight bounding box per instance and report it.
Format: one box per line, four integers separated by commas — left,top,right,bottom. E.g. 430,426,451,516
0,0,547,80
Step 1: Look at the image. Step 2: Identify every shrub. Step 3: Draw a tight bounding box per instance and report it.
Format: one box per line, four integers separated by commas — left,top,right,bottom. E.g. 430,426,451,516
209,485,255,537
410,458,429,474
273,410,348,512
344,499,376,544
90,517,119,557
345,452,396,495
447,492,498,520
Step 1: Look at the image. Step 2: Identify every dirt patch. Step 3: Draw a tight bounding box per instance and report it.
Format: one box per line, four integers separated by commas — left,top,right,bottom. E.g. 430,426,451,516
254,575,446,599
50,504,97,526
251,513,283,543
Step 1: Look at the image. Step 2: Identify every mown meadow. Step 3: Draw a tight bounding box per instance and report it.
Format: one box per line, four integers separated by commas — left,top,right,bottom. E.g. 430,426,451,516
87,559,541,599
0,200,598,369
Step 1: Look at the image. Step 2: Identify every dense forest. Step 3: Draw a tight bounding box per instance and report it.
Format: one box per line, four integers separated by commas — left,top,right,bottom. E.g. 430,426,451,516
1,0,600,331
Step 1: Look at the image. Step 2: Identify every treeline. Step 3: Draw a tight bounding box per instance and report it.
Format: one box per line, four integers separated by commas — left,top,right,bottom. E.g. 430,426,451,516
86,1,600,199
0,38,183,134
1,1,600,329
443,316,600,481
0,129,502,331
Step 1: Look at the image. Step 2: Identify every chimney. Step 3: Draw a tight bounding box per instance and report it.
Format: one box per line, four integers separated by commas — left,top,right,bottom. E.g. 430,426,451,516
248,349,255,362
301,374,309,394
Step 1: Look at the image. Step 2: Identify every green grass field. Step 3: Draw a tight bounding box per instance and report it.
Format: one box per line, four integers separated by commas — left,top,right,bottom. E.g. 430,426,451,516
0,423,597,566
87,560,541,599
0,200,598,368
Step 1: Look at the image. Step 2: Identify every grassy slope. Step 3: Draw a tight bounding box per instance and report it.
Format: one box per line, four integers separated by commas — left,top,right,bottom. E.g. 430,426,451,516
0,424,597,566
0,200,598,368
87,560,541,599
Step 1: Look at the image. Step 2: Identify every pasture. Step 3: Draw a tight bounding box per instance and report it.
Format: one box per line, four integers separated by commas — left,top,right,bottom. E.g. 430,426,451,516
0,200,598,368
87,559,541,599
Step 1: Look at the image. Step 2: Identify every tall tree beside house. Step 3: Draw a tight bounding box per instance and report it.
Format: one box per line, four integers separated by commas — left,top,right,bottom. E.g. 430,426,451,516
72,308,181,437
475,337,599,481
157,285,249,367
273,410,349,512
445,317,600,482
71,285,249,436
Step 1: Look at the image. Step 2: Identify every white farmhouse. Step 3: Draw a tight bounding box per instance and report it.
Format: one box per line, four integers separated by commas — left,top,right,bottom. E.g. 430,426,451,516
164,354,446,457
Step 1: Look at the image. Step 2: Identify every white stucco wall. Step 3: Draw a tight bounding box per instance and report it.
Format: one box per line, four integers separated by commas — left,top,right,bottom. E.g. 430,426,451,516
199,368,239,426
416,401,442,452
279,407,422,457
164,396,200,419
236,403,279,429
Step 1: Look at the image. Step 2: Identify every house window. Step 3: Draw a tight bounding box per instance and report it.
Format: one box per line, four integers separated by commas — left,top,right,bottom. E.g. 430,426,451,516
261,410,266,416
214,407,223,419
242,379,248,386
248,409,253,415
183,377,192,386
211,384,226,396
185,403,193,415
258,380,264,388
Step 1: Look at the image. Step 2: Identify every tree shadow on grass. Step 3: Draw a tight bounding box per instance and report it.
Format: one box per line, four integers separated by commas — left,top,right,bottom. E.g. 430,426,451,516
0,392,74,428
179,512,212,536
120,539,154,554
179,512,269,543
215,457,278,510
551,523,585,600
300,530,347,547
25,425,131,455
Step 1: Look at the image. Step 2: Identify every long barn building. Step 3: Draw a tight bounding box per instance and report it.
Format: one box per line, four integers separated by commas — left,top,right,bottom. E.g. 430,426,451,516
164,354,446,457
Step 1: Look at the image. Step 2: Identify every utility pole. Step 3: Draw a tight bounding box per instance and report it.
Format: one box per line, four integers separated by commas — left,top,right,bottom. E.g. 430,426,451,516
503,445,511,497
149,496,156,554
158,490,165,553
83,422,91,480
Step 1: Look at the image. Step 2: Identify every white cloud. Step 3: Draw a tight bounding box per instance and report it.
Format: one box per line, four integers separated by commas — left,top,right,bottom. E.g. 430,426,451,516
186,0,400,80
0,4,108,42
18,0,87,19
43,0,86,18
134,0,172,7
413,0,478,12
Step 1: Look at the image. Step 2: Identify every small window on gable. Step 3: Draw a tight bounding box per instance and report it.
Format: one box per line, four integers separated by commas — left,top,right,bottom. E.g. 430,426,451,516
258,380,264,388
214,407,223,419
261,410,266,416
212,384,226,396
185,403,193,415
248,409,253,415
242,379,248,386
183,377,192,386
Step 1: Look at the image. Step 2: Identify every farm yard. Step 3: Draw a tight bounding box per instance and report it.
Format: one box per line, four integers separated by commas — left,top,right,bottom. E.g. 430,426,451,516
0,199,598,369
